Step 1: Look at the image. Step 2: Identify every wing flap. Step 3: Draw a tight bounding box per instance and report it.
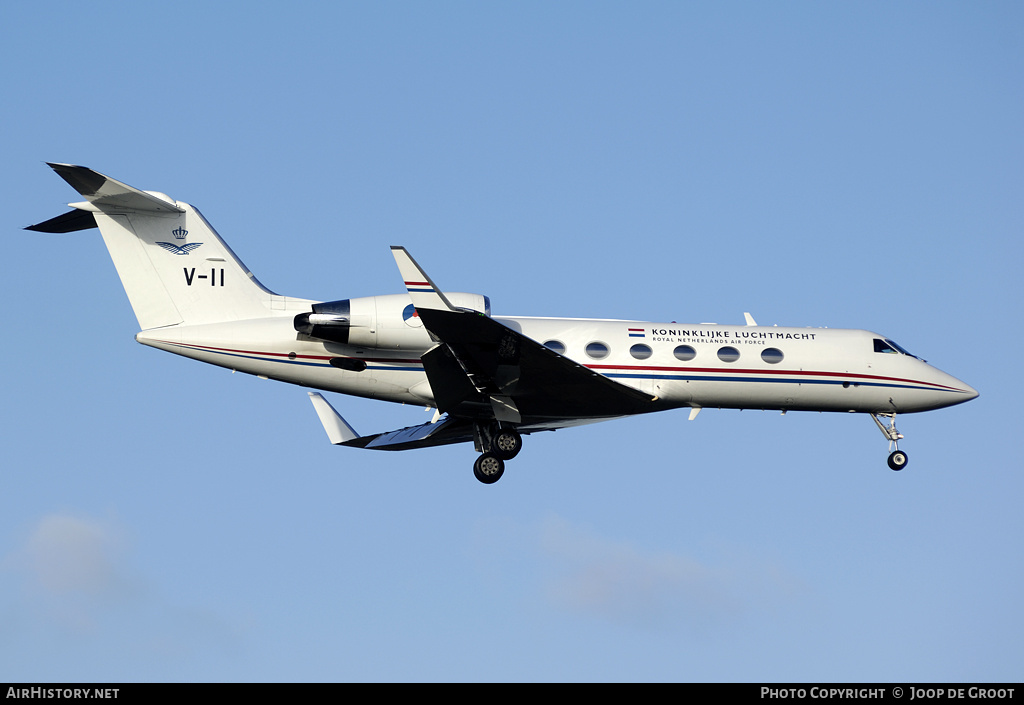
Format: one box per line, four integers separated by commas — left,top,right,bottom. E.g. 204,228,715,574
420,343,480,413
356,416,476,450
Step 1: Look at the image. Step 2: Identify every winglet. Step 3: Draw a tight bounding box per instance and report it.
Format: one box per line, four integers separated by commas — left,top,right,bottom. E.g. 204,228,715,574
308,392,360,445
390,246,457,312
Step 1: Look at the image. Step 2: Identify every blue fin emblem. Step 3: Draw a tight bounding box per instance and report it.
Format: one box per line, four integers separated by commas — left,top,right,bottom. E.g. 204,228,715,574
156,242,204,255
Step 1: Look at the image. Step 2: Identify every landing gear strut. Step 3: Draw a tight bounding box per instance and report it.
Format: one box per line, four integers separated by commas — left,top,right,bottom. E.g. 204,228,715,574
872,413,909,471
472,424,523,483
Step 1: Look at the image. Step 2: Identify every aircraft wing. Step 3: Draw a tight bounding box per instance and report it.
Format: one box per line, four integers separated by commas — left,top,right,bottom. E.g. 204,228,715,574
391,247,656,425
308,392,475,450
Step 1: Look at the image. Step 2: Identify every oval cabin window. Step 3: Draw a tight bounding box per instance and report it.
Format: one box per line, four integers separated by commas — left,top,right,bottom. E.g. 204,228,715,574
673,345,696,361
717,346,740,363
585,342,610,359
629,344,652,360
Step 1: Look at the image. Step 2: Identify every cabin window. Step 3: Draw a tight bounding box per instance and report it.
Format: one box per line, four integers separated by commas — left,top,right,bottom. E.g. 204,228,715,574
673,345,696,361
585,342,610,359
717,346,740,363
543,340,566,355
629,344,652,360
761,348,784,364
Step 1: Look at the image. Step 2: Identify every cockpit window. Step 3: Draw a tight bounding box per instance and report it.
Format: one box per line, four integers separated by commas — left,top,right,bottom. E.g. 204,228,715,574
885,339,919,359
873,338,919,359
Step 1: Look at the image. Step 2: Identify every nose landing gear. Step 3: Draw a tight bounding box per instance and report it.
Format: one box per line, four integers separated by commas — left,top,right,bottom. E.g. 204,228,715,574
872,413,908,471
887,449,909,471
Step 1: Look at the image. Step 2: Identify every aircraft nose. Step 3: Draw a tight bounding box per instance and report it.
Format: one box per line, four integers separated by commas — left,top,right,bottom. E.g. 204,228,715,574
939,371,979,406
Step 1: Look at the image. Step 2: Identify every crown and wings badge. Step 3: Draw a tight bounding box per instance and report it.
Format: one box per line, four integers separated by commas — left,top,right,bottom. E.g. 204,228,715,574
156,226,203,255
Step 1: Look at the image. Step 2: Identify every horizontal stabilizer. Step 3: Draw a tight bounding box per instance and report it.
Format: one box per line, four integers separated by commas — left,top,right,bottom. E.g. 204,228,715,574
25,208,97,233
46,163,184,214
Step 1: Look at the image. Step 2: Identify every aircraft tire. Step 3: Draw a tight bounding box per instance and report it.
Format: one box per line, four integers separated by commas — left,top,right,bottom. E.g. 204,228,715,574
474,452,505,484
887,450,909,471
492,428,522,460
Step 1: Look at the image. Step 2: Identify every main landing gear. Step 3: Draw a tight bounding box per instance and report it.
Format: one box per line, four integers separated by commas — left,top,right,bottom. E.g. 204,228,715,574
872,412,908,471
472,424,523,484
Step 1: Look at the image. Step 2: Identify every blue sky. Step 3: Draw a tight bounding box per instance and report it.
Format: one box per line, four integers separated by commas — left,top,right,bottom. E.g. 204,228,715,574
1,1,1021,682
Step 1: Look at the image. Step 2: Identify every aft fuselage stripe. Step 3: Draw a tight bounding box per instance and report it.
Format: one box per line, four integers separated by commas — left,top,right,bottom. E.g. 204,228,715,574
149,341,423,370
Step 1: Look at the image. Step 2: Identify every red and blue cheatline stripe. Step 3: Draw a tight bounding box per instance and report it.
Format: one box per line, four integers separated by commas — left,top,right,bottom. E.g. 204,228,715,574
149,340,424,372
586,363,965,393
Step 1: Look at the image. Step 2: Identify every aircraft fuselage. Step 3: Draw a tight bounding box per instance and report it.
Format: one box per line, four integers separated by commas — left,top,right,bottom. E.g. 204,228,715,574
135,304,976,424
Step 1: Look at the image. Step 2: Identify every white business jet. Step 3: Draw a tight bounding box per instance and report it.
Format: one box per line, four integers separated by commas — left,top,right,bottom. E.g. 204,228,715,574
29,164,978,483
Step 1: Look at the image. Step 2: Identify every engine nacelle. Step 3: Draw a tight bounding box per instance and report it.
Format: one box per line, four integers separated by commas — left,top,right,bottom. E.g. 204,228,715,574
293,299,353,344
294,292,490,350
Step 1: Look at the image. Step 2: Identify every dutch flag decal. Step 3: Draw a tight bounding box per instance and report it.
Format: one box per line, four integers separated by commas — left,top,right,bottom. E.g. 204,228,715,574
628,328,645,338
404,280,434,293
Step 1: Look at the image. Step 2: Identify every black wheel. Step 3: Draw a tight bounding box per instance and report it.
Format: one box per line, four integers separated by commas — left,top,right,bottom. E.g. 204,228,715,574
887,450,909,471
473,452,505,484
491,428,522,460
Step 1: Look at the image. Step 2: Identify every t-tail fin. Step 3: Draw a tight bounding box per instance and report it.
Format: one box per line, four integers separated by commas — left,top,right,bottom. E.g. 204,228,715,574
28,163,277,329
